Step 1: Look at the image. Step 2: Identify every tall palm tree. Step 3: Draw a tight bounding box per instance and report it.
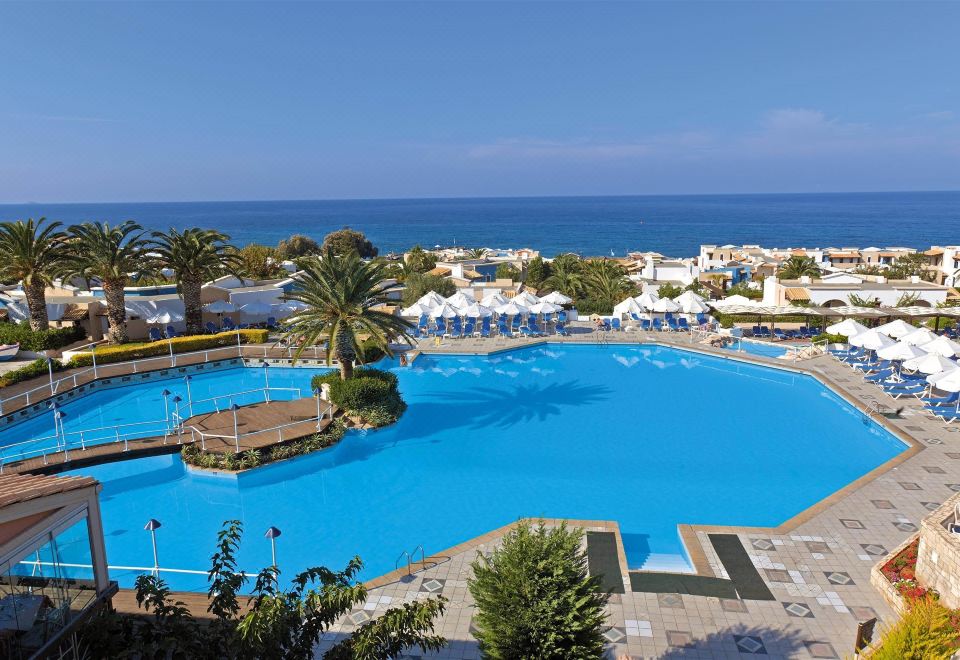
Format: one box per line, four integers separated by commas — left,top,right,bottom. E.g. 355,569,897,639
543,254,583,298
283,247,414,380
150,228,241,335
0,218,69,331
464,247,488,260
66,220,150,344
580,259,634,304
777,255,821,280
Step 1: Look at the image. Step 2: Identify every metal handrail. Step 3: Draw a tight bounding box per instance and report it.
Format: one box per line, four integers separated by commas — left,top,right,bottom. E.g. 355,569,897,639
170,387,303,422
180,402,333,451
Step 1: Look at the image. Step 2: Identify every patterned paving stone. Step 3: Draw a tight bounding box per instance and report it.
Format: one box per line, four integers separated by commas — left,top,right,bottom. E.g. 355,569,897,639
764,568,791,582
751,538,775,551
783,601,814,618
419,578,446,593
804,640,839,658
733,634,766,654
922,501,943,511
924,465,947,474
894,521,918,532
657,593,684,609
825,571,854,585
860,543,888,556
720,598,749,613
666,630,694,648
899,481,922,490
805,541,832,554
849,605,879,621
947,483,960,492
871,499,896,509
945,452,960,459
348,610,371,625
839,518,865,529
603,627,626,643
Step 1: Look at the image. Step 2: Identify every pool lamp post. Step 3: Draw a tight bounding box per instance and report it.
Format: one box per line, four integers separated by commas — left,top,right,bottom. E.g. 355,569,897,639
144,519,162,577
264,526,281,567
183,375,193,417
168,338,176,367
44,353,56,395
313,387,322,429
160,389,171,432
229,403,241,452
262,362,271,402
48,402,60,447
55,411,67,453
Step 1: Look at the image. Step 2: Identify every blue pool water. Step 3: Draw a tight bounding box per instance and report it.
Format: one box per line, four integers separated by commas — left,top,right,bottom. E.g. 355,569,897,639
726,340,794,359
67,345,905,590
0,366,328,460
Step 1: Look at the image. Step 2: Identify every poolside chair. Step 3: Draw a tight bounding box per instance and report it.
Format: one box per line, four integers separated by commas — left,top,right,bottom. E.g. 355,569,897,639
696,313,708,326
652,318,663,332
678,318,690,331
864,369,897,383
165,325,180,338
630,312,642,322
759,327,772,338
752,325,763,336
205,321,218,334
543,313,553,325
922,391,959,406
602,319,612,332
611,318,622,331
478,318,492,338
928,408,960,424
554,323,570,336
266,316,278,329
557,311,568,323
222,317,236,331
772,328,787,341
640,319,652,332
148,327,163,341
667,317,679,331
498,322,512,337
883,383,926,399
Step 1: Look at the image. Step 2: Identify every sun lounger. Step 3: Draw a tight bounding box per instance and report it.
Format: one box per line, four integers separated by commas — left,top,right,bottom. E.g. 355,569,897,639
667,317,679,331
149,327,163,341
652,318,663,332
555,323,570,336
773,329,787,340
611,318,622,331
205,321,218,334
922,391,959,406
640,319,652,331
678,318,690,331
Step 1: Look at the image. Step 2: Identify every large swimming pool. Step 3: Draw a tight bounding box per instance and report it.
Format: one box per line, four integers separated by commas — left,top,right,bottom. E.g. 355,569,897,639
67,344,906,590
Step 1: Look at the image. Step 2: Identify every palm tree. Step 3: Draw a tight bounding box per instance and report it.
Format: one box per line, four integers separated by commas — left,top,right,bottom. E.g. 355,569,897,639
543,254,583,298
66,220,150,343
150,228,241,335
464,247,488,260
283,247,414,380
0,218,69,331
777,255,821,280
580,259,634,304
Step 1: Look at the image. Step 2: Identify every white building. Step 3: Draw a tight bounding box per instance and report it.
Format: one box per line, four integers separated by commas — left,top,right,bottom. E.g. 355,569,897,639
765,272,949,308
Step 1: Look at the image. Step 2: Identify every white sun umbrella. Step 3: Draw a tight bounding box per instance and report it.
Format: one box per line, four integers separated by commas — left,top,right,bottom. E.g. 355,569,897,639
920,335,960,358
825,318,869,337
461,303,493,318
848,329,896,351
903,352,958,374
481,292,508,307
675,290,707,305
204,300,237,314
875,319,916,339
877,341,928,362
416,291,446,309
529,301,561,315
400,302,432,317
446,291,476,308
715,294,755,306
429,303,459,319
612,297,644,318
926,368,960,393
239,301,273,317
495,301,529,317
900,326,938,346
513,290,541,306
634,292,660,310
652,298,681,313
674,295,710,315
146,310,184,325
541,291,572,305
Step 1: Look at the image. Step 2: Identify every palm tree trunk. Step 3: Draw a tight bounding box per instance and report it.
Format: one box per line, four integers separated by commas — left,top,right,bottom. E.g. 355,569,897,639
24,280,49,331
103,278,128,344
335,326,356,380
181,277,203,335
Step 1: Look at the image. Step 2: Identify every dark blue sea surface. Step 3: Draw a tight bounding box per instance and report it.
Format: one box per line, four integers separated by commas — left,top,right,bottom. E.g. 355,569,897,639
1,192,957,257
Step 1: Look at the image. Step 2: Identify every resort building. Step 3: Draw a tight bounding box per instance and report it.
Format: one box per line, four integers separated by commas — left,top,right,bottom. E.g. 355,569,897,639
764,272,950,307
924,246,960,287
0,473,114,659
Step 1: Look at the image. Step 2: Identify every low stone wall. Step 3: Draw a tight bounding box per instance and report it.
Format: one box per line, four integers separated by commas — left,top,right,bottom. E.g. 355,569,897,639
870,532,916,616
916,493,960,609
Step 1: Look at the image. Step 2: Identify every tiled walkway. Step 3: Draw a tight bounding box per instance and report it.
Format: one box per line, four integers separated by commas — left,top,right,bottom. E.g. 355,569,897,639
316,328,955,659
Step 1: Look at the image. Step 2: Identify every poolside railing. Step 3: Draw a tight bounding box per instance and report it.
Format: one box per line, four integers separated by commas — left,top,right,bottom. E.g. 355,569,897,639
180,400,335,453
170,386,304,423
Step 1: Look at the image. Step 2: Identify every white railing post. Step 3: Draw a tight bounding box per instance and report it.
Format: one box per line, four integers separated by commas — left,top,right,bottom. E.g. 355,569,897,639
91,343,98,378
169,339,175,367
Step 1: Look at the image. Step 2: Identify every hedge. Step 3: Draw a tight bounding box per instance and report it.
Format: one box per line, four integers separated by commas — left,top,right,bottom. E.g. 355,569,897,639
311,367,405,427
67,329,270,368
0,322,84,352
0,358,67,388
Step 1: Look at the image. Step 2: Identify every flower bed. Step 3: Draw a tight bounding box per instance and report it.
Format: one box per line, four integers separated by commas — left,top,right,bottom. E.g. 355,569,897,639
882,538,935,601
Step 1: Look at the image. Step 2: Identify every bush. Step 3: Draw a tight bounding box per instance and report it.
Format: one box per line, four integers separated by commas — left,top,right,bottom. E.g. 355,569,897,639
575,297,614,316
468,521,608,658
357,337,387,363
311,367,404,427
402,273,456,307
0,322,84,352
866,597,960,659
0,358,67,388
812,332,848,344
67,329,269,367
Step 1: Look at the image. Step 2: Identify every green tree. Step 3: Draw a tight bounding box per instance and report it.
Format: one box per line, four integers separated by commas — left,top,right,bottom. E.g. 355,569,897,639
402,273,457,307
888,253,935,281
581,259,633,306
237,244,285,280
464,247,489,260
495,262,521,281
777,255,821,280
848,293,881,307
65,220,150,343
468,521,608,659
404,245,437,274
79,520,446,660
725,281,763,300
150,228,242,335
322,227,378,258
544,254,583,298
283,248,413,380
276,234,320,260
525,256,550,287
656,282,684,300
0,218,69,331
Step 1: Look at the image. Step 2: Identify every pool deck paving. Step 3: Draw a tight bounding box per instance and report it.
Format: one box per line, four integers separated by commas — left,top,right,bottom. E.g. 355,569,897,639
312,326,955,659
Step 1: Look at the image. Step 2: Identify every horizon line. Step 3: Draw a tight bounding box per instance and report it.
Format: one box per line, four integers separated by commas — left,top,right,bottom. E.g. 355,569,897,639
1,188,959,207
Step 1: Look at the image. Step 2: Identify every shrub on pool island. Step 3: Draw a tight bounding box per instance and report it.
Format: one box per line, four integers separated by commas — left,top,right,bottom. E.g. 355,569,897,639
66,329,269,367
311,367,405,427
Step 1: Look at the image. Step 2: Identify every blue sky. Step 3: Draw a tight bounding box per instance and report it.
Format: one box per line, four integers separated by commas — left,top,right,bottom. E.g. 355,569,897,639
1,1,958,202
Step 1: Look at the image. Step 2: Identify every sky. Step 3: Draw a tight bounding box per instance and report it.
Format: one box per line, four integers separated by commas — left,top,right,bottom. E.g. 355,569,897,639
0,1,958,203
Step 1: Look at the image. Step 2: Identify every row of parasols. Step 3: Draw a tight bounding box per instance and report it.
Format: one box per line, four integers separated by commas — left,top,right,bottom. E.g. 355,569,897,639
612,290,711,317
829,318,960,393
400,290,574,320
132,299,308,326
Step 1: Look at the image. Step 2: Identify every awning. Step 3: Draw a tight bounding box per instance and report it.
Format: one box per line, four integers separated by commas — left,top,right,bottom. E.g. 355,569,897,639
784,287,811,302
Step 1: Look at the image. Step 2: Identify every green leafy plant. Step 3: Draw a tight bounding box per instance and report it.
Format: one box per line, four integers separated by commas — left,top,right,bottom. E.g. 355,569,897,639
0,322,84,352
777,255,821,279
404,245,437,274
0,218,71,331
0,357,67,388
468,521,609,659
495,262,521,281
402,272,457,306
66,329,268,368
865,596,960,659
321,227,378,258
312,367,405,426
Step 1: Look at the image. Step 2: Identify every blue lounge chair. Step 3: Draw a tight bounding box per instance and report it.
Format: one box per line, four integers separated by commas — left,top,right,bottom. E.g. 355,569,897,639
773,328,787,340
883,383,926,399
922,391,960,406
222,317,236,331
165,325,180,338
630,312,642,322
652,318,663,332
678,318,690,331
557,311,567,323
479,318,492,337
696,313,708,326
205,321,218,334
927,408,960,423
555,323,570,336
864,369,897,383
602,319,612,332
759,327,772,338
266,316,278,329
148,327,163,341
752,325,764,336
611,318,622,331
667,317,679,331
640,319,652,331
519,325,535,337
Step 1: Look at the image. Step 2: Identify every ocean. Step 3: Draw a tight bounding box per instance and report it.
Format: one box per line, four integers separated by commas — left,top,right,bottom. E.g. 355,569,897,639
0,191,957,258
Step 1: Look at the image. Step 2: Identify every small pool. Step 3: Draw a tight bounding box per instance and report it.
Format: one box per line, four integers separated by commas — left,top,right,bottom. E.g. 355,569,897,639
66,344,907,590
724,339,808,359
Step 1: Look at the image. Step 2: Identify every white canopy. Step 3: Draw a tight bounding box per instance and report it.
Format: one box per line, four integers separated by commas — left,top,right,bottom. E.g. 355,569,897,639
825,318,869,337
920,335,960,358
634,292,660,310
446,291,476,308
481,292,508,308
652,298,681,313
674,295,710,314
900,327,939,346
146,310,184,325
416,291,446,309
876,342,928,362
613,297,644,317
675,290,707,305
495,301,529,316
875,319,917,339
429,303,459,319
927,368,960,393
528,301,562,315
848,329,896,351
400,302,432,318
239,301,273,316
275,301,307,318
513,291,541,306
540,291,572,305
903,352,958,374
204,300,237,314
461,303,493,318
714,294,757,306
